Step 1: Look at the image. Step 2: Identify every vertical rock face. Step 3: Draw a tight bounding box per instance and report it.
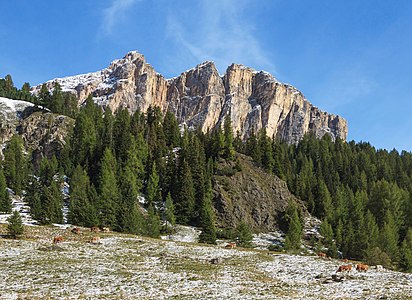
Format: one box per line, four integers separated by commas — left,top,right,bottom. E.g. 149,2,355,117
167,61,225,132
33,51,348,143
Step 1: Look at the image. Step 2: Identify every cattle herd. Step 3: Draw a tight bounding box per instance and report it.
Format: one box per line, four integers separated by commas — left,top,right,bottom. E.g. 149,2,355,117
51,226,109,245
50,230,381,275
317,252,379,273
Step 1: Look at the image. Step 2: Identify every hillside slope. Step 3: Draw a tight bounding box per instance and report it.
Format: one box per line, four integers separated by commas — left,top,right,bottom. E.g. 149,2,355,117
213,153,308,232
0,224,411,299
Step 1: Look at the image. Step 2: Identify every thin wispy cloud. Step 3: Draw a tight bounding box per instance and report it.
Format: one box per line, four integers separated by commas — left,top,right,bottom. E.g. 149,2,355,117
99,0,139,37
165,0,274,74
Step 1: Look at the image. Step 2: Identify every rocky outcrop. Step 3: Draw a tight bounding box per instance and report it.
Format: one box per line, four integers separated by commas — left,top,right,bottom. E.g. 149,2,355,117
33,51,348,143
0,97,73,165
21,112,74,166
0,97,35,145
213,153,309,232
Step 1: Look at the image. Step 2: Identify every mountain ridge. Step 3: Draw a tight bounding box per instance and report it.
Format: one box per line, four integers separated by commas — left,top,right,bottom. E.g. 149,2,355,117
33,51,348,144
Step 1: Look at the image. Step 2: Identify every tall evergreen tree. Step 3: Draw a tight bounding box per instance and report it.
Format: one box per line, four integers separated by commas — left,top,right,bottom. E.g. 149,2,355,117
199,174,216,244
235,221,253,248
3,135,26,195
7,211,24,238
146,162,161,209
175,160,195,224
284,202,303,250
146,204,160,238
68,165,96,227
98,148,119,228
0,167,12,213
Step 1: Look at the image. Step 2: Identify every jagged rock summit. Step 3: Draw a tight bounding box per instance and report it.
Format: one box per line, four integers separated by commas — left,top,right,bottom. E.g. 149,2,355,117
34,51,348,143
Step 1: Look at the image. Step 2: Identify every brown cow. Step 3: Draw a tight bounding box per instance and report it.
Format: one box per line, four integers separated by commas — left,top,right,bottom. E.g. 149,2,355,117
337,265,352,272
53,235,63,244
71,227,81,235
225,242,237,249
317,252,327,258
90,236,101,244
91,226,100,233
356,264,368,272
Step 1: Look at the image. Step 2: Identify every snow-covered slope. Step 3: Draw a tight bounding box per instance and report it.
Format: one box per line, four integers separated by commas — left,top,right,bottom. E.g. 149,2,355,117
0,97,34,122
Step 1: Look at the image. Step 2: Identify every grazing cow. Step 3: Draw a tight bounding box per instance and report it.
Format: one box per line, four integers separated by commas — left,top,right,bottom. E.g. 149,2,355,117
317,252,327,258
91,226,100,233
225,242,237,249
90,236,100,244
356,264,368,272
341,258,349,263
53,235,63,244
337,265,352,272
71,227,81,235
101,227,110,232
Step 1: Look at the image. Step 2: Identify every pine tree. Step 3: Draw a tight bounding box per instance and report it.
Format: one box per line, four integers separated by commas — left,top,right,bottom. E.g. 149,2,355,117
38,83,51,108
7,211,24,238
315,179,333,222
320,219,335,256
3,135,26,195
163,111,180,148
380,211,399,262
236,222,253,248
68,165,96,227
146,162,161,209
175,160,195,224
50,81,63,113
98,148,119,228
41,181,63,224
400,228,412,272
258,128,274,172
284,202,303,250
146,204,160,238
198,176,216,244
0,167,12,213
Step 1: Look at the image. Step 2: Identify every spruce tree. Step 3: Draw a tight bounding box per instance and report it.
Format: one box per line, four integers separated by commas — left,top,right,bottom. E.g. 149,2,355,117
163,111,180,148
146,162,161,209
236,222,253,248
400,228,412,272
0,167,12,213
175,160,195,224
380,211,399,262
146,204,160,238
198,176,217,244
41,181,63,224
68,165,96,227
7,211,24,238
3,135,26,195
284,202,303,250
98,148,119,228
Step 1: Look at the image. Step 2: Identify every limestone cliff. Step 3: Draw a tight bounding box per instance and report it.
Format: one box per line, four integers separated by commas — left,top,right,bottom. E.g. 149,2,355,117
0,97,73,164
33,51,348,143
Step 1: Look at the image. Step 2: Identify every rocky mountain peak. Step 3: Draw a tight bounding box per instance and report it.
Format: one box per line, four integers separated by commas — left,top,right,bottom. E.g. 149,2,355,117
34,51,348,143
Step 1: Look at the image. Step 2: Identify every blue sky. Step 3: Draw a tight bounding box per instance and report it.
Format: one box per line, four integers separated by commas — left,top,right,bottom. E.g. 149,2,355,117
1,0,412,151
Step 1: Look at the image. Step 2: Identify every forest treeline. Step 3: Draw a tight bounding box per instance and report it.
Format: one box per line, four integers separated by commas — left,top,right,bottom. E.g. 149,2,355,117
239,130,412,271
0,74,411,271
